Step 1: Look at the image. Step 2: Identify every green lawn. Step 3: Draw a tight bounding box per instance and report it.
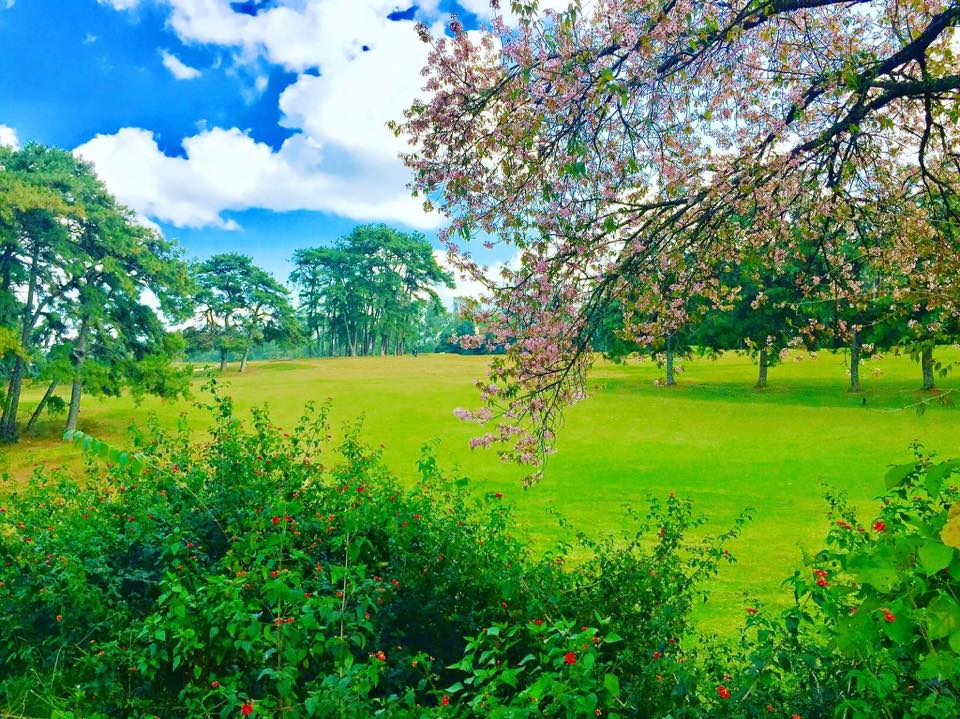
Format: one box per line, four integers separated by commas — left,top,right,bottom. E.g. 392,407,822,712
2,349,959,626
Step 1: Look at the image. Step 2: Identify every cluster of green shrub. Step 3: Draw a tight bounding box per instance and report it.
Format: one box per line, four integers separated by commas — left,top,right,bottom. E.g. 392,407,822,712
1,384,958,717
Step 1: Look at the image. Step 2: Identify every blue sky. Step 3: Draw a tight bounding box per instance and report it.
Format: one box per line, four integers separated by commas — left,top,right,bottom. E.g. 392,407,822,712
0,0,548,284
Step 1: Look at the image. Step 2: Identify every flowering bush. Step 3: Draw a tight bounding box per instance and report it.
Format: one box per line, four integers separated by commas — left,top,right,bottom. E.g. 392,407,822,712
705,447,960,719
3,380,956,718
0,381,734,718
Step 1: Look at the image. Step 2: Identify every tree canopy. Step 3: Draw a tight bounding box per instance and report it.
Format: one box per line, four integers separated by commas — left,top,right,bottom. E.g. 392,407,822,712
400,0,960,479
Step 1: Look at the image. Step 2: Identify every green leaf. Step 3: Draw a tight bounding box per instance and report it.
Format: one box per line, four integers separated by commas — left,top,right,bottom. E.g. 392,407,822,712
919,541,954,575
603,673,620,697
927,593,960,640
884,462,915,490
604,632,623,643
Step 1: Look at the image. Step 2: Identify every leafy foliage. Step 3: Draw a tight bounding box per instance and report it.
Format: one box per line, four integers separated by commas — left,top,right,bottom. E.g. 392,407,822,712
0,382,734,718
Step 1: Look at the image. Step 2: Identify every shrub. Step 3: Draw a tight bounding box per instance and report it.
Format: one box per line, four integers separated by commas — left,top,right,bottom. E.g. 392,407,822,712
711,447,960,719
0,381,736,718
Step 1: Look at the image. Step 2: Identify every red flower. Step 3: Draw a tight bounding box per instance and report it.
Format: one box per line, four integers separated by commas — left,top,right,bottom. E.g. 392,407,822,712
815,578,828,587
716,685,731,700
813,569,828,578
494,492,503,499
240,702,254,716
652,651,661,659
211,680,220,688
792,714,802,719
563,651,577,665
55,614,62,622
745,607,758,615
882,608,896,623
440,695,450,706
270,570,279,578
271,516,280,525
872,520,886,532
531,619,544,626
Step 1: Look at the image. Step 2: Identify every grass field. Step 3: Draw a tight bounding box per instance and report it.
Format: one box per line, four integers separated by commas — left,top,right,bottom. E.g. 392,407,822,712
2,349,959,626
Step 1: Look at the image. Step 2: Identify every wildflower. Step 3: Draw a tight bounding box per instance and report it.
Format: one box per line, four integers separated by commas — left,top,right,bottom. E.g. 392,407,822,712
813,569,828,577
882,608,896,623
792,714,801,719
816,578,828,587
652,651,661,659
494,492,503,499
563,651,577,665
56,614,62,622
211,680,220,688
532,619,544,626
304,592,312,598
716,685,731,700
270,570,279,578
241,702,254,716
745,607,758,615
872,520,886,532
440,695,450,706
271,516,280,525
375,650,386,661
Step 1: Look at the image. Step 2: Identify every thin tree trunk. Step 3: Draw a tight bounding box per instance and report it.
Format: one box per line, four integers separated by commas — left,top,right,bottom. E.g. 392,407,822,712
664,334,676,386
755,347,768,389
2,242,40,441
25,380,57,434
849,330,862,392
65,324,90,433
219,349,228,372
239,346,250,373
922,345,935,391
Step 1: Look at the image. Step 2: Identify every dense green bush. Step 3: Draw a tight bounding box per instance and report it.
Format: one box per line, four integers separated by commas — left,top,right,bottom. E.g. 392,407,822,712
0,381,739,718
3,382,958,718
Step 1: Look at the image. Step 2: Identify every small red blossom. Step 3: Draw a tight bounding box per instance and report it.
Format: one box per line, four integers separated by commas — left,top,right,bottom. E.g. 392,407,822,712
440,695,450,706
816,578,828,587
872,520,886,532
882,608,896,623
563,651,577,665
211,680,220,688
652,651,661,659
55,614,62,622
240,702,254,716
271,516,280,525
745,607,758,615
716,685,731,700
532,619,544,626
494,492,503,499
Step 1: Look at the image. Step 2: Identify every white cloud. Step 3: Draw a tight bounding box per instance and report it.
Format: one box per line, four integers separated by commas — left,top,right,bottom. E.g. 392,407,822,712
80,1,448,231
432,248,522,307
459,0,587,22
75,127,437,229
160,49,202,80
97,0,140,8
0,125,18,150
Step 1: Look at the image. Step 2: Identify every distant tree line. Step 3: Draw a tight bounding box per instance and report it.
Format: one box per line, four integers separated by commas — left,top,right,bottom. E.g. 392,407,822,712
2,142,952,440
0,143,483,440
592,218,959,392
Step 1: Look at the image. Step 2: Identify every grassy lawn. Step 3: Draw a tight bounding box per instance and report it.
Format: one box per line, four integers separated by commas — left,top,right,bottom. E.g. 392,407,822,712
2,349,959,626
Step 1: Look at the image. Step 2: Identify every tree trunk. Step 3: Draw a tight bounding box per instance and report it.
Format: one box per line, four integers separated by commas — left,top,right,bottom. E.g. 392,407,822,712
664,334,676,386
219,349,228,372
25,381,57,435
65,323,89,433
1,241,40,441
239,346,250,373
922,345,935,391
849,330,862,392
755,347,768,389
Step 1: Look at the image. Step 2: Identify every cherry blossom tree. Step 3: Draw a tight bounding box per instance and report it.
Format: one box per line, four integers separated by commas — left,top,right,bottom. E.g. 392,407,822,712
400,0,960,480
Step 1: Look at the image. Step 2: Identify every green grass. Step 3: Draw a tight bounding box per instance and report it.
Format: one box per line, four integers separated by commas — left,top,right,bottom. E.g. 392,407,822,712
2,349,959,626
